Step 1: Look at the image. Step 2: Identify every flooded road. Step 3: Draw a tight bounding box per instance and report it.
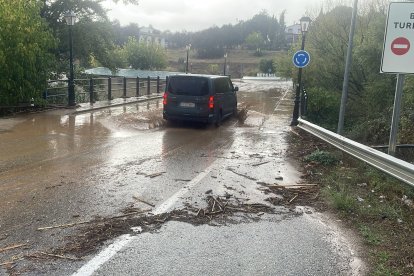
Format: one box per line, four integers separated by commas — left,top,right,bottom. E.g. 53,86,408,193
0,79,363,275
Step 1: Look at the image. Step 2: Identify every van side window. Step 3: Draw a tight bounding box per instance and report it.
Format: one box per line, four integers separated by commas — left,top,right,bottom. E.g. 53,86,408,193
214,78,231,94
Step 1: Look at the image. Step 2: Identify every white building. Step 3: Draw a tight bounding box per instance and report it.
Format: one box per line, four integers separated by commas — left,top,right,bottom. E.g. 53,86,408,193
285,24,301,46
138,26,166,48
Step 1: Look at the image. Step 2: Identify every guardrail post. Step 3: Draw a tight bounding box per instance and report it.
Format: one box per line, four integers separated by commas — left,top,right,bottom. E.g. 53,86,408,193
108,77,112,100
89,78,94,104
147,76,151,95
136,77,140,97
157,76,160,94
123,77,127,98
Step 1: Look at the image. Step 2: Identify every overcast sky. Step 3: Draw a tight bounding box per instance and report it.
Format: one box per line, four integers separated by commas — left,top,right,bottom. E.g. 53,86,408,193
103,0,333,32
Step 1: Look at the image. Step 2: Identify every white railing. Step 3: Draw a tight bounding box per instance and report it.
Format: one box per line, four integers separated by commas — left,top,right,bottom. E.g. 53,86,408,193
298,118,414,187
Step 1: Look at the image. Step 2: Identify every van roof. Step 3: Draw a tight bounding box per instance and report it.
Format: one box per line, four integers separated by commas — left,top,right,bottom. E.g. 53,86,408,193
169,74,229,79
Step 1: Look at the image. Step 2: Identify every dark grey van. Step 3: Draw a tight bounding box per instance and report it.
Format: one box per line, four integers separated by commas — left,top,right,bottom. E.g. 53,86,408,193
163,74,238,126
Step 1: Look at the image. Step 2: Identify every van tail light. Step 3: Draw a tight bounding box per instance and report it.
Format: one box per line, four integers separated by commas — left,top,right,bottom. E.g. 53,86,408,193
209,96,214,109
163,92,168,105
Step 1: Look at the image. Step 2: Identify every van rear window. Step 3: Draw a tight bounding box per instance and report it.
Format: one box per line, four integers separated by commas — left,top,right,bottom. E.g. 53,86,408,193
168,77,209,96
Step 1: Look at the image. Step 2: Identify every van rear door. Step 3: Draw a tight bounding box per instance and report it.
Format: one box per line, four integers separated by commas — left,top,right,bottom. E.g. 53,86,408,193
165,76,212,119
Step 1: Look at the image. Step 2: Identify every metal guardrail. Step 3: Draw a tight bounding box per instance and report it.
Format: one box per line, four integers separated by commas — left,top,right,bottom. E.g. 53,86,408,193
298,118,414,187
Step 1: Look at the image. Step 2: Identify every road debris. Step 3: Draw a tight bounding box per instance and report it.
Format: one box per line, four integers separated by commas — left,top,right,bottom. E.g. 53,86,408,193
252,161,270,167
146,172,166,178
39,252,81,261
226,167,257,181
50,195,294,258
174,179,192,182
133,196,156,207
0,244,27,253
37,210,151,231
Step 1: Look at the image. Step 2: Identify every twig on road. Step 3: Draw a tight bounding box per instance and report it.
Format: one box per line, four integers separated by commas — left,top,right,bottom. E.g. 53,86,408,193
289,194,299,203
37,209,151,231
39,252,80,261
252,161,270,167
146,172,166,178
226,167,257,181
0,244,27,253
133,196,156,207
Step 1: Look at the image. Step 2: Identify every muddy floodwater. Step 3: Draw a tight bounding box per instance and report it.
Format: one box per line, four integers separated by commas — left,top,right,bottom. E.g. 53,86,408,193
0,79,364,276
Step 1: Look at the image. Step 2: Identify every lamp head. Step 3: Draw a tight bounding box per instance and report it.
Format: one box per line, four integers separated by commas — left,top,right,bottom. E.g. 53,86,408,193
300,16,311,33
64,11,76,26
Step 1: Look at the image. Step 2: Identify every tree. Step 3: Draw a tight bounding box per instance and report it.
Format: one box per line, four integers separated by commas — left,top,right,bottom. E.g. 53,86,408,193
40,0,139,72
245,32,264,53
259,59,275,73
275,1,407,143
0,0,56,106
124,37,167,70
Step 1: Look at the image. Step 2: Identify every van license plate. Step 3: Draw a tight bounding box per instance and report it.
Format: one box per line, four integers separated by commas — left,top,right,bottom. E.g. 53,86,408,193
180,102,195,108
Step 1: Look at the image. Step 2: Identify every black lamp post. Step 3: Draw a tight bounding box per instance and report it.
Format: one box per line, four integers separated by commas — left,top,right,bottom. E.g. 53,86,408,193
290,16,311,126
65,11,76,106
185,44,191,74
223,53,228,75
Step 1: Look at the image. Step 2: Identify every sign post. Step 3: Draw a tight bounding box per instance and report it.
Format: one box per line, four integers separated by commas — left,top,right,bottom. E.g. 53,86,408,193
381,2,414,156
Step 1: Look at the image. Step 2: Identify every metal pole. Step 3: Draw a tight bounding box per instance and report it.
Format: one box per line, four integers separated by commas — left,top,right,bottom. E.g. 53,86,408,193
68,25,75,106
157,76,160,93
388,74,405,156
185,48,189,74
338,0,358,135
147,76,150,95
108,77,112,100
123,77,127,98
89,78,94,104
290,34,306,126
136,77,140,97
223,56,227,75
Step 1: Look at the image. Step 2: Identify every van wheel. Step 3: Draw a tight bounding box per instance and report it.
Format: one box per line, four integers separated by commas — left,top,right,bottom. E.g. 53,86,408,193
233,105,238,117
215,111,222,127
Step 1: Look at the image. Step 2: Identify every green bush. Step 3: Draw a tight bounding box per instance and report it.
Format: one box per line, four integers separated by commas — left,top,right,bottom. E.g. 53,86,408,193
304,150,339,166
305,88,340,130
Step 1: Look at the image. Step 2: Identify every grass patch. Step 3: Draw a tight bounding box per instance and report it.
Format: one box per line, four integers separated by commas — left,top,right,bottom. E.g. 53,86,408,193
359,225,382,246
304,150,339,166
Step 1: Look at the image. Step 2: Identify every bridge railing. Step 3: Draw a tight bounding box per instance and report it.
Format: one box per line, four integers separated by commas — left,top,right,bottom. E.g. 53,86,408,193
45,76,167,105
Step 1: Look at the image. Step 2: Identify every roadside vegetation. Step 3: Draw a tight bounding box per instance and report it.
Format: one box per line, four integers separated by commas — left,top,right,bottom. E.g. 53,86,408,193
276,0,414,151
289,129,414,275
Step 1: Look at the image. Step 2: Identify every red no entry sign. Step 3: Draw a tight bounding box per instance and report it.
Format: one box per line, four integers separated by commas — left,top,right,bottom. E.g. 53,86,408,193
391,37,410,56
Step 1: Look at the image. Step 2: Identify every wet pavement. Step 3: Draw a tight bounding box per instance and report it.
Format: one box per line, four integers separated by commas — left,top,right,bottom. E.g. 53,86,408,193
0,79,364,275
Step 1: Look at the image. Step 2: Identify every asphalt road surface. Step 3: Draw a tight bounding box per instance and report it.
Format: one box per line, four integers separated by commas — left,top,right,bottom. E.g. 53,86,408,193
0,79,365,275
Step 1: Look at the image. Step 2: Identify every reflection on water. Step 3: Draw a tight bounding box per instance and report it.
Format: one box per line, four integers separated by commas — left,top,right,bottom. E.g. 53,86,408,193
0,112,111,173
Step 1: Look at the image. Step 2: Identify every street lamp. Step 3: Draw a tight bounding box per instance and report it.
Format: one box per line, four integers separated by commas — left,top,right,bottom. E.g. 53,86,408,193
64,11,76,106
223,53,228,75
185,44,191,74
291,16,311,126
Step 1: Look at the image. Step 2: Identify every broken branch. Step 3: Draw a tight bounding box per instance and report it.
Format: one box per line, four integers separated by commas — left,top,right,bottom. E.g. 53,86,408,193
37,209,151,231
132,196,156,207
40,252,80,261
0,244,27,253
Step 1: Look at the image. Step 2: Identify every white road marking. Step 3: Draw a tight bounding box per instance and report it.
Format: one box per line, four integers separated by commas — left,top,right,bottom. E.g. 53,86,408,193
71,160,217,276
274,88,291,112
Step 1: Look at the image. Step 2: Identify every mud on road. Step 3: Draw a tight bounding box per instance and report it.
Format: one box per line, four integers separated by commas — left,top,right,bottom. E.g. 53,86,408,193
0,79,363,276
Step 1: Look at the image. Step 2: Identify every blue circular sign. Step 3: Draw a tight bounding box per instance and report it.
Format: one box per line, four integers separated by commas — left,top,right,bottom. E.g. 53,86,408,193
293,50,311,68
